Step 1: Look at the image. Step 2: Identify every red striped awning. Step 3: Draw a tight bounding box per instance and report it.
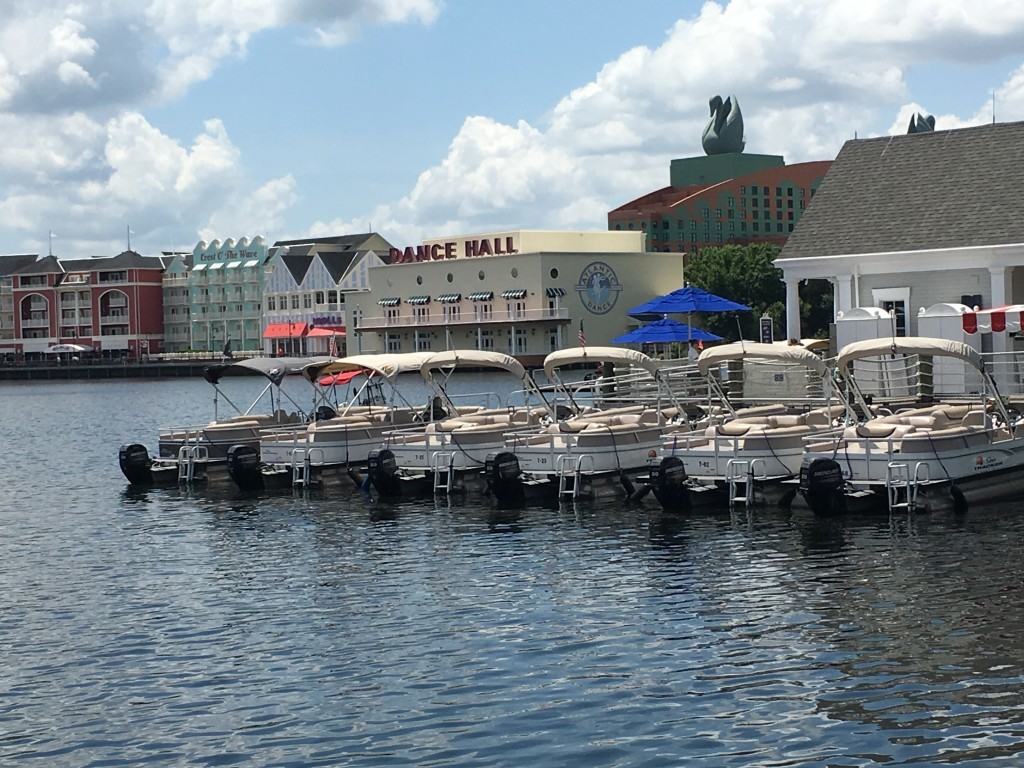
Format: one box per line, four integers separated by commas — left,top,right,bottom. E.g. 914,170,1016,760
262,322,308,338
307,326,346,337
961,306,1024,334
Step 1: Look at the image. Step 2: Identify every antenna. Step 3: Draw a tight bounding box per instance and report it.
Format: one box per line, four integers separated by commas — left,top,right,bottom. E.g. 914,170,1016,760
127,224,132,251
48,230,54,257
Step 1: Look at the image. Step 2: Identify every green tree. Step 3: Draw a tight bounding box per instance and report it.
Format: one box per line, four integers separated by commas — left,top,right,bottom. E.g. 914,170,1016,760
683,243,830,341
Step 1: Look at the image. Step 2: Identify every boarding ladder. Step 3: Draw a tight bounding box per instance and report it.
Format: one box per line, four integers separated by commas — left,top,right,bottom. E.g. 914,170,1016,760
291,447,324,487
726,458,768,506
556,453,595,500
177,442,208,483
432,451,456,495
886,461,930,512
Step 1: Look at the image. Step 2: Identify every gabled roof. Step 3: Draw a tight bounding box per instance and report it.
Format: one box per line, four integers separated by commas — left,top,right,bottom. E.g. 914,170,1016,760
282,252,315,284
780,121,1024,259
0,254,38,276
274,233,375,248
317,250,359,282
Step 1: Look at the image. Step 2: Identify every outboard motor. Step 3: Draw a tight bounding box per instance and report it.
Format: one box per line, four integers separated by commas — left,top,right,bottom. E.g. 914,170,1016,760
650,456,690,512
484,452,524,504
119,443,153,485
227,445,263,491
799,458,846,516
367,449,402,497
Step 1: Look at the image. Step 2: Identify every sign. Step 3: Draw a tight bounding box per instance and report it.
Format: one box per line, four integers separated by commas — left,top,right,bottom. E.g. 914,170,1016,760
759,314,774,344
389,236,518,265
575,261,622,315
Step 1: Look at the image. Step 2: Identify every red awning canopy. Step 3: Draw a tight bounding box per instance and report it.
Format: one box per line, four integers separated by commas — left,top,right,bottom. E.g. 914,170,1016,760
263,322,308,338
307,326,346,337
318,369,363,387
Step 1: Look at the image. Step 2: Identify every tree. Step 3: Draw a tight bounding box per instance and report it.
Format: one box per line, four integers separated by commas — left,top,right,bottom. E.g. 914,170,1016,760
684,243,830,341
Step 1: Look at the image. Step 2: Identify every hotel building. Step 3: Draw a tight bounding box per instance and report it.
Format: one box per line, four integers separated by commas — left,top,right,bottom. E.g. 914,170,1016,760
349,230,684,365
8,250,166,357
609,152,830,257
0,254,37,352
262,233,393,356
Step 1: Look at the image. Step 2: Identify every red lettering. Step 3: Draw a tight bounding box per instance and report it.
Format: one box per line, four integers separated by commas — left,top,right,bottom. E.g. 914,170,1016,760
389,248,402,263
506,236,516,254
430,244,442,260
403,246,415,263
465,240,478,258
477,239,492,257
415,245,429,262
444,242,456,259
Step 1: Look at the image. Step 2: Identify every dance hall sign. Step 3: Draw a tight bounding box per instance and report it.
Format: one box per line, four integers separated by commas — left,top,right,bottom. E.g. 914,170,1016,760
389,234,519,264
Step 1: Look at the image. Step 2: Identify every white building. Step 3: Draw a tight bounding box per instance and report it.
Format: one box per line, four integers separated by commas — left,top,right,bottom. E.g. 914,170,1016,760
776,121,1024,363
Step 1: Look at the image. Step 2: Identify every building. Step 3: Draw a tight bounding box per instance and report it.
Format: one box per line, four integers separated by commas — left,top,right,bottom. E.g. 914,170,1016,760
775,120,1024,358
608,97,830,257
0,254,38,352
186,237,271,353
161,251,192,352
349,229,684,365
262,233,393,355
9,250,165,357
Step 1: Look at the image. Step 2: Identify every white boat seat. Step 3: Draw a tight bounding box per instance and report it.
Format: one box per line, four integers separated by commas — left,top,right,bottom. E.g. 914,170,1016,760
205,420,260,431
854,422,898,439
770,414,805,427
717,422,753,436
733,403,788,418
960,410,989,428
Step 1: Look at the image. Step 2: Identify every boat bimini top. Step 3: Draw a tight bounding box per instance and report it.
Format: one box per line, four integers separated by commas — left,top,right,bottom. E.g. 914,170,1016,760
305,351,436,383
200,355,334,421
697,341,828,378
420,350,528,382
542,346,660,381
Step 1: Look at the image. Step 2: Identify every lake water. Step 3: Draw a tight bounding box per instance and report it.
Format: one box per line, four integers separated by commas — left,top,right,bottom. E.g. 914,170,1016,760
2,376,1024,766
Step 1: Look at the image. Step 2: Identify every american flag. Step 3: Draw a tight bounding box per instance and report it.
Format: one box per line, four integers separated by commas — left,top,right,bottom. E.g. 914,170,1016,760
328,332,338,358
577,320,586,346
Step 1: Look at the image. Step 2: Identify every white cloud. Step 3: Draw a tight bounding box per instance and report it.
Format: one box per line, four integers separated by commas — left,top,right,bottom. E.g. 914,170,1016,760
325,0,1024,246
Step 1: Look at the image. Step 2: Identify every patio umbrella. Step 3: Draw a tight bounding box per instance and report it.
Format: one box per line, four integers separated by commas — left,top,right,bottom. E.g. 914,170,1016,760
45,343,92,354
628,286,750,318
612,318,722,344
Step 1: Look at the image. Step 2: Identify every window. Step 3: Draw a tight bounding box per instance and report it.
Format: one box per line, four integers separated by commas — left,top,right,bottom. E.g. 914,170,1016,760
775,186,782,196
753,222,760,232
475,302,493,321
715,208,722,219
741,221,747,232
20,275,47,287
315,291,325,305
443,304,461,323
752,197,758,207
787,199,794,209
291,295,299,309
508,300,526,320
328,290,338,304
640,221,646,230
740,185,746,195
303,294,312,309
763,198,770,209
415,335,431,352
627,222,634,229
727,196,734,208
514,328,527,353
728,209,735,219
413,306,429,323
690,221,697,231
763,186,770,195
614,224,621,230
549,329,560,352
385,307,400,324
386,333,401,353
662,220,669,230
788,211,794,220
776,210,783,220
776,223,783,233
873,288,910,336
477,330,494,351
787,224,794,232
729,222,735,233
787,187,794,197
677,219,685,229
702,207,710,219
550,268,559,279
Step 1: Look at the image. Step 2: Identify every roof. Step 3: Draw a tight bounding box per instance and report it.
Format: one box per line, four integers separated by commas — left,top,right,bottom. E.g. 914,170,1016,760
780,121,1024,259
273,233,377,248
317,250,359,282
13,255,63,274
0,254,38,276
281,252,315,284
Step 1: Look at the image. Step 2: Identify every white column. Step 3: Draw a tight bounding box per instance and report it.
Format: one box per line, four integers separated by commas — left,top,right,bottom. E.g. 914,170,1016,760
990,266,1009,357
510,324,516,355
784,277,801,341
835,274,854,315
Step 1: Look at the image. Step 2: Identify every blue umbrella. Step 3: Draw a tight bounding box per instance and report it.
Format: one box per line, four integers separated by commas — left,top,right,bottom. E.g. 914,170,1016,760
613,318,722,344
628,286,750,318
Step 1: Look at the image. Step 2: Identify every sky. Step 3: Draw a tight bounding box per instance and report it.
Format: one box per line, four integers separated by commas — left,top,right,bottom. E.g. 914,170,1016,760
2,0,1024,257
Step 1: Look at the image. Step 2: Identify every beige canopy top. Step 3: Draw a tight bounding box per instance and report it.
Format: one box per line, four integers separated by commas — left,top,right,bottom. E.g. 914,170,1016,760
697,341,828,377
837,336,984,372
420,349,528,381
543,346,659,380
305,351,436,382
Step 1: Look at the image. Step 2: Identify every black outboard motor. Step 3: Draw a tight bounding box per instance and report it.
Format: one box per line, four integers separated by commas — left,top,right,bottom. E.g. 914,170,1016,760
484,452,524,504
227,445,263,491
368,449,402,497
119,443,153,485
650,456,690,512
799,458,846,516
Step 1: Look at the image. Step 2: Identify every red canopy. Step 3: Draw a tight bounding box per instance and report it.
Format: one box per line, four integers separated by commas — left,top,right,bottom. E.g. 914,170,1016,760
263,322,308,338
307,326,346,337
318,370,364,387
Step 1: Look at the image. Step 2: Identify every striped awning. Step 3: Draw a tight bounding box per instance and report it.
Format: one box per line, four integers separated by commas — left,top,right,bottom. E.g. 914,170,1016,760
468,291,494,301
437,293,462,303
545,287,566,298
501,289,527,300
377,297,401,307
407,295,431,305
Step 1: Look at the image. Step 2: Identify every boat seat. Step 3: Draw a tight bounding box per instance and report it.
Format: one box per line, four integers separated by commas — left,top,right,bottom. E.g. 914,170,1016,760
854,422,898,439
311,419,375,433
960,410,990,428
717,421,753,436
734,403,788,417
940,405,972,421
770,414,805,427
205,420,260,431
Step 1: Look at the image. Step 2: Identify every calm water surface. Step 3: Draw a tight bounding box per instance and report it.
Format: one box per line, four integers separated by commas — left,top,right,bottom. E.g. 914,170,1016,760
1,377,1024,766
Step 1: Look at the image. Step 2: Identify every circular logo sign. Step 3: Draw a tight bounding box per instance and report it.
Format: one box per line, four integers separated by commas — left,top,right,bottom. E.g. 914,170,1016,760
575,261,622,315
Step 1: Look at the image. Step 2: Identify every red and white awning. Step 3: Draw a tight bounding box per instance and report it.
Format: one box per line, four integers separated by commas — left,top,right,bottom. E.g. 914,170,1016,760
961,305,1024,334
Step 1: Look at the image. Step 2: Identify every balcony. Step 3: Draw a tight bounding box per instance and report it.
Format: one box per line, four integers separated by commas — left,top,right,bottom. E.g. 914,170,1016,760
164,275,188,284
357,306,570,330
100,312,128,323
21,317,50,328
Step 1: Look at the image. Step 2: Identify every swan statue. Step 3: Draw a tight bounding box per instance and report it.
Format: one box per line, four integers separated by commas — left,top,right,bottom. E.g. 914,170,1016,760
702,95,745,155
907,112,935,134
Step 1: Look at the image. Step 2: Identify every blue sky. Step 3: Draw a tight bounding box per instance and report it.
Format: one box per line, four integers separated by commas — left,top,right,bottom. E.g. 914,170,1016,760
2,0,1024,255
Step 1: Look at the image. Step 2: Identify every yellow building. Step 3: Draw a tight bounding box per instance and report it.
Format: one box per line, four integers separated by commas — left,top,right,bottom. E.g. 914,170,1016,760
349,229,684,364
